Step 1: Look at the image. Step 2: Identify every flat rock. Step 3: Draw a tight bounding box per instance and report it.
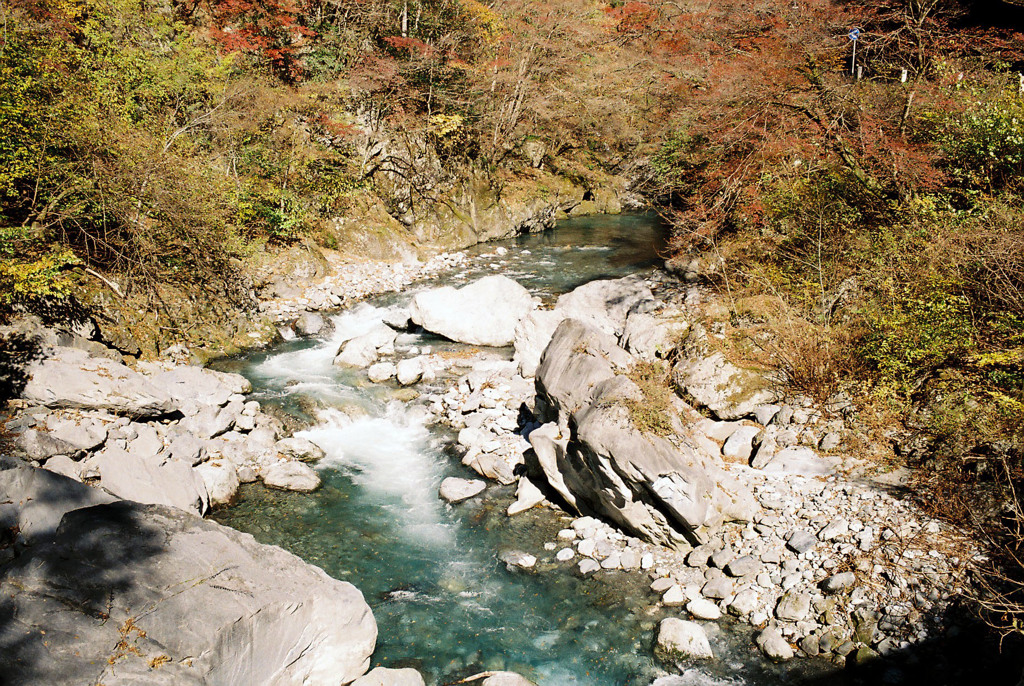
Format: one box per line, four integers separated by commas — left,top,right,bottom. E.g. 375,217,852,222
760,446,839,476
439,477,486,503
787,529,817,554
507,476,545,516
22,347,175,417
725,555,760,577
555,276,656,336
821,571,857,594
368,362,397,383
275,436,326,462
776,592,811,622
352,667,426,686
195,460,240,506
262,460,321,492
687,598,722,620
96,448,209,515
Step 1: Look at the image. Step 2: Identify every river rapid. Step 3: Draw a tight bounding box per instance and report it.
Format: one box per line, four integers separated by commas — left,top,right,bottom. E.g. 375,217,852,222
211,214,836,686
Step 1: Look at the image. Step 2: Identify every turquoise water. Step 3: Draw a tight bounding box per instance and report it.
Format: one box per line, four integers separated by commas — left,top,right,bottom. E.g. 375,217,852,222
211,214,826,685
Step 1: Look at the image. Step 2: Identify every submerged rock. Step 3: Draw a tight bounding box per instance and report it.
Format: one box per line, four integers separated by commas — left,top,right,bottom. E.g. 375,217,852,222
409,275,534,346
439,476,486,503
262,460,321,492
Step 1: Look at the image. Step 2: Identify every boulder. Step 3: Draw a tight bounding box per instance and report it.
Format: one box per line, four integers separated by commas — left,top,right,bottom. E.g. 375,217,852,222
195,460,241,506
367,362,397,383
294,312,330,337
687,598,723,620
21,347,175,417
0,500,376,686
671,325,776,420
654,618,714,661
179,404,236,440
0,463,116,543
146,366,251,409
775,592,811,622
506,476,545,516
382,307,412,331
756,627,794,660
95,448,209,516
42,455,83,481
439,477,486,503
722,424,762,461
555,276,656,336
409,275,534,346
396,358,424,386
14,428,77,460
275,437,326,462
513,309,567,378
352,667,426,686
334,324,398,368
620,310,686,360
760,446,839,476
262,460,321,492
42,413,110,451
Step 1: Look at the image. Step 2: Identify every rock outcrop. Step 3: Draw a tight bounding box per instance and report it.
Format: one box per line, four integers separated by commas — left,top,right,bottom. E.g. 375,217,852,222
0,464,376,686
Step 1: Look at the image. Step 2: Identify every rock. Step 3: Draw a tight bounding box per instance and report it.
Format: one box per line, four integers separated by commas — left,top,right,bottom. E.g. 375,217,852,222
146,365,251,409
166,429,208,465
621,311,684,360
662,585,687,606
22,347,176,417
275,436,326,462
294,312,330,337
14,428,77,460
729,588,760,616
351,667,426,686
655,618,714,661
507,477,545,516
821,571,857,595
787,529,817,554
776,592,811,622
760,446,839,476
579,558,601,574
368,362,397,383
651,577,675,593
409,275,534,346
262,460,321,492
756,627,794,660
439,477,486,503
471,672,536,686
382,307,412,331
0,500,376,686
702,577,734,600
722,425,761,461
670,325,776,420
396,358,424,386
819,431,842,451
753,404,781,426
195,460,240,507
335,324,397,367
500,550,537,569
0,463,116,543
513,309,568,378
41,455,82,481
725,555,760,577
687,598,723,620
42,413,110,451
96,448,209,516
555,276,656,336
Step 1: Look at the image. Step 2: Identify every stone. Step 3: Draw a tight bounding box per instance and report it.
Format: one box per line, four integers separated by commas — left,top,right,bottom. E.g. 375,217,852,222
146,365,251,409
335,324,397,367
500,550,537,569
670,325,776,420
382,307,412,331
621,310,685,360
0,463,117,543
351,667,426,686
725,555,760,578
819,432,842,451
439,477,486,503
42,413,110,451
275,436,326,462
396,358,425,386
262,461,321,492
822,571,857,595
776,592,811,622
760,446,839,476
753,404,781,426
722,424,762,461
475,672,536,686
22,347,176,417
42,455,82,481
729,588,760,616
513,309,568,378
579,558,601,574
294,312,330,337
14,428,77,460
687,598,723,620
180,404,236,440
702,577,734,600
655,618,714,661
0,499,376,686
409,275,534,347
710,548,734,569
756,627,794,660
556,548,575,561
96,448,209,516
507,477,545,516
787,529,818,554
662,585,687,606
195,460,240,507
368,362,397,383
555,276,656,336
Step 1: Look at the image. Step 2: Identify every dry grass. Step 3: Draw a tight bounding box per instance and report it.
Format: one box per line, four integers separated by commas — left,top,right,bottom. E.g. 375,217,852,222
623,360,676,437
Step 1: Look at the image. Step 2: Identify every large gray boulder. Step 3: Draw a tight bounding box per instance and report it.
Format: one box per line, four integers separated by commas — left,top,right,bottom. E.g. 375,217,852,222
0,462,116,543
654,618,714,661
513,309,568,378
334,323,398,368
145,366,251,409
21,347,175,417
95,447,209,516
409,275,534,346
671,325,777,420
0,498,377,685
262,460,321,492
554,276,656,336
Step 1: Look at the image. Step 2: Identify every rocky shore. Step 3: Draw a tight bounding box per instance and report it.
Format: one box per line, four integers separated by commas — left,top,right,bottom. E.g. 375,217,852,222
0,238,983,685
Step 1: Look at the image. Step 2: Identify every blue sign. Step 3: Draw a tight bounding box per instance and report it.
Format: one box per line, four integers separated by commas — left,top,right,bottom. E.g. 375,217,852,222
848,28,860,41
